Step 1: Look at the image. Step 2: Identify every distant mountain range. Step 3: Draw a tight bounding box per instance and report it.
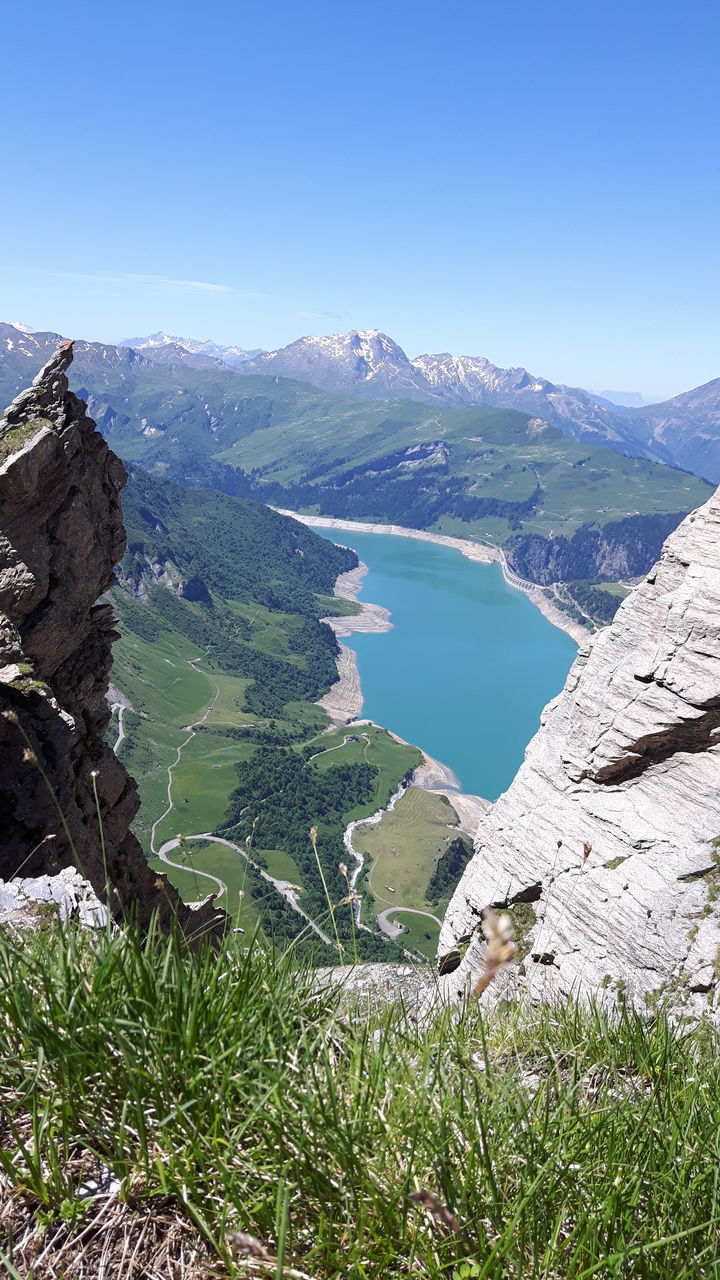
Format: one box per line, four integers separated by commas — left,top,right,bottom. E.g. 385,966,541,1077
0,321,711,630
120,327,720,480
2,322,720,482
119,332,264,368
596,390,650,409
236,330,720,479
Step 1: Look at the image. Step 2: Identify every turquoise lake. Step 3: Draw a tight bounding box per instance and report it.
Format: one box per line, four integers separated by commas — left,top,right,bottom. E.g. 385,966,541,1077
315,530,577,801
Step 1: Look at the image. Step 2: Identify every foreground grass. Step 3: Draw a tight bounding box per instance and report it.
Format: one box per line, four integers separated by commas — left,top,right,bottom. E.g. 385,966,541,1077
1,922,719,1279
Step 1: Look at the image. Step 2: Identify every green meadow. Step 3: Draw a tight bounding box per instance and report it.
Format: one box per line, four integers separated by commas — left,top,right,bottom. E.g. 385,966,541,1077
110,617,255,850
357,787,461,911
107,473,431,958
305,722,422,816
383,908,441,957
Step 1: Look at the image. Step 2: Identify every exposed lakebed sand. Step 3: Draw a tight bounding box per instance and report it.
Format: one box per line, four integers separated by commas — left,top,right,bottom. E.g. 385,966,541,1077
316,561,391,722
313,556,488,821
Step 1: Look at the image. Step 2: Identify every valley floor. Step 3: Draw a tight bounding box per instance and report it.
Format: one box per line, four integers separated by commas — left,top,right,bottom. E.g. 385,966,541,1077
110,501,553,960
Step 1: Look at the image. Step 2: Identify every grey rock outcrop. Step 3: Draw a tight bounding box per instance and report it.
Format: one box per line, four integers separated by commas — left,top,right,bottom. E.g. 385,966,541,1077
0,344,225,938
0,867,107,931
313,963,436,1015
439,488,720,1018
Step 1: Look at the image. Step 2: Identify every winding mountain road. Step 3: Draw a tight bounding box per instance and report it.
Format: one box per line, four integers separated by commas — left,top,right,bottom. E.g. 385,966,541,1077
156,833,333,944
110,703,127,754
156,836,228,900
147,654,332,945
149,656,220,857
307,731,370,763
376,906,443,940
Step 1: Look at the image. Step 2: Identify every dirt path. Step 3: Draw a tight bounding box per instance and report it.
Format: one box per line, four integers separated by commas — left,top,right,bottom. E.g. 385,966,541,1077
343,780,409,930
110,703,126,754
149,656,220,856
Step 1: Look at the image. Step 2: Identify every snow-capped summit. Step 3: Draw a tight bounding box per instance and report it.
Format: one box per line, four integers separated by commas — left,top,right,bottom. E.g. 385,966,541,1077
119,333,263,367
242,330,541,403
108,327,665,457
239,329,650,449
413,352,554,405
239,329,425,394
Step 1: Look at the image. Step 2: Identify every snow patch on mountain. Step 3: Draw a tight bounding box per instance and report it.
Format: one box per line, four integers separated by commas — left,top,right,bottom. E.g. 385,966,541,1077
239,330,663,461
119,333,264,367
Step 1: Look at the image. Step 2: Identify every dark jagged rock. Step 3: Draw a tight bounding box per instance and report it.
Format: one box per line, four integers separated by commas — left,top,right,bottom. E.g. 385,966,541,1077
181,574,214,606
0,345,225,939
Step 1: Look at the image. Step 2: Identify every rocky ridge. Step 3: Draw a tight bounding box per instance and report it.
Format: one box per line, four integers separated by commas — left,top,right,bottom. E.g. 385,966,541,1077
0,344,224,937
238,329,662,458
439,486,720,1017
119,332,263,366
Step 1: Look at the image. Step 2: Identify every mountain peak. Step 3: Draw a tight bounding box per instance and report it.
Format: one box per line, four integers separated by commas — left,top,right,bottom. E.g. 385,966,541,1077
238,328,420,393
237,331,668,455
119,334,263,367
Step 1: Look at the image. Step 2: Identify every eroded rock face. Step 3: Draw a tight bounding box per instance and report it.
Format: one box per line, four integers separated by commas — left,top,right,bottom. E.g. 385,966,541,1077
0,344,224,938
439,491,720,1018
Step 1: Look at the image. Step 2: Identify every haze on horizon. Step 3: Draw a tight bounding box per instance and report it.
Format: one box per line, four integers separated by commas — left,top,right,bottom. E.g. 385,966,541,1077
2,0,718,402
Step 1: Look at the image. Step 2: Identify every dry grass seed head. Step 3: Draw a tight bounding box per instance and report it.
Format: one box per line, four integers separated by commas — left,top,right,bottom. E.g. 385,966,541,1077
227,1231,274,1262
472,909,516,997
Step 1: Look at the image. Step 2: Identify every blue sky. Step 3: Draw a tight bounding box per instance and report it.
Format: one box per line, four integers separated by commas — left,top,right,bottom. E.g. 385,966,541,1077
1,0,717,399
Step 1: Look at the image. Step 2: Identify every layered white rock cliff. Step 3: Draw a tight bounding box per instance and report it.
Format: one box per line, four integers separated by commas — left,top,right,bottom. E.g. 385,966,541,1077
439,486,720,1018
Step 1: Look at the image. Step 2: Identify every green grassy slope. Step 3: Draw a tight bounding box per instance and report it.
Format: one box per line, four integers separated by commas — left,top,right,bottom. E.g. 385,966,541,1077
305,723,421,812
95,362,708,571
356,787,463,905
110,469,427,961
93,363,711,619
214,396,706,537
352,787,472,958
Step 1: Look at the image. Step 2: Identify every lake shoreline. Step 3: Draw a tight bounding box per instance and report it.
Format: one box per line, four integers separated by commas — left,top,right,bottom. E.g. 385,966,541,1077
316,557,486,828
275,508,589,645
316,560,391,722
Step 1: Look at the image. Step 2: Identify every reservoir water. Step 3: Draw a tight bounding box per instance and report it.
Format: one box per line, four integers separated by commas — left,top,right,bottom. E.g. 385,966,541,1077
316,530,577,801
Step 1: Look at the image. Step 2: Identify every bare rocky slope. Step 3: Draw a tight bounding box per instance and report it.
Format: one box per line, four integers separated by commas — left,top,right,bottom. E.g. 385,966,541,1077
439,485,720,1018
0,344,224,936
